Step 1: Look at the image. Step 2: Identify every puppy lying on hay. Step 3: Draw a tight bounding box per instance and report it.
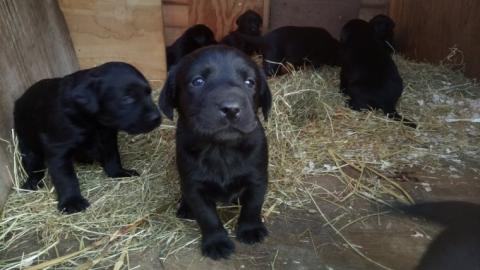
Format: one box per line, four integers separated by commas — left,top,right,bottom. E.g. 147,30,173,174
14,62,161,214
159,45,272,259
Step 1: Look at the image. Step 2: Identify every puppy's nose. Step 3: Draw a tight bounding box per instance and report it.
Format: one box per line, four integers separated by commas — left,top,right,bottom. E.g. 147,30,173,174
220,102,241,120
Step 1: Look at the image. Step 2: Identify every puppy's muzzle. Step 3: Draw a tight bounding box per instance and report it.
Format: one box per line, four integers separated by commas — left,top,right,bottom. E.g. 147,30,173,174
219,101,241,120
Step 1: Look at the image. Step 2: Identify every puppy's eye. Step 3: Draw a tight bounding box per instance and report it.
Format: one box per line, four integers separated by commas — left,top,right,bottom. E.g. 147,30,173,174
121,96,135,105
191,77,205,87
245,79,255,88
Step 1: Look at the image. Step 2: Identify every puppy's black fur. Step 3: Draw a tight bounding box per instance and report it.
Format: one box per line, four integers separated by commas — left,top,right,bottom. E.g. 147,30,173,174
239,26,339,76
398,201,480,270
166,24,217,70
369,14,396,54
14,62,161,214
159,45,272,260
339,19,416,128
220,10,263,55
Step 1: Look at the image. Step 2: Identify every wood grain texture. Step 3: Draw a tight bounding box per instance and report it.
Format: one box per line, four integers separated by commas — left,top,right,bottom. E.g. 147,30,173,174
390,0,480,79
163,0,268,45
0,0,79,210
59,0,167,81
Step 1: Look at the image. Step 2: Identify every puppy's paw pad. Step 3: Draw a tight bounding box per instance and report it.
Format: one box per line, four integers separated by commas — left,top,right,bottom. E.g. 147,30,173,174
236,223,268,244
202,234,235,260
109,169,140,178
58,197,90,214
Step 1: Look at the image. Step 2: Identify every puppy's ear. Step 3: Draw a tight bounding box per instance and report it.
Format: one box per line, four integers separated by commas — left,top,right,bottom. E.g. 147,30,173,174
258,70,272,120
159,65,178,120
64,78,100,114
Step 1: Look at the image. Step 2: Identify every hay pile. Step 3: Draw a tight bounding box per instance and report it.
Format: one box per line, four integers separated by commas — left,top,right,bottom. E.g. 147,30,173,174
1,55,479,269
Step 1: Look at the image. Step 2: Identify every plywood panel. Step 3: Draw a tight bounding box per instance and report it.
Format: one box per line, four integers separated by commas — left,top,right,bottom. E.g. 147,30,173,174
0,0,78,210
59,0,167,81
163,0,268,45
390,0,480,79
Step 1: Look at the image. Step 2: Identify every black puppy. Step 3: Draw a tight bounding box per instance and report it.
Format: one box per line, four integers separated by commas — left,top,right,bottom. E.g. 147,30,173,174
239,26,340,76
221,10,263,55
14,62,161,213
339,19,416,128
166,24,217,70
399,201,480,270
159,45,272,259
369,14,396,54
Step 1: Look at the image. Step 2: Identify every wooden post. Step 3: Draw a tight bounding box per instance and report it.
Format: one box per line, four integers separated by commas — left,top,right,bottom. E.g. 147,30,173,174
0,0,79,210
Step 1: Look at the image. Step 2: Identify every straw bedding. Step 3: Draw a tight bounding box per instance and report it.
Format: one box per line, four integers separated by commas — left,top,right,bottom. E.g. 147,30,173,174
1,54,479,269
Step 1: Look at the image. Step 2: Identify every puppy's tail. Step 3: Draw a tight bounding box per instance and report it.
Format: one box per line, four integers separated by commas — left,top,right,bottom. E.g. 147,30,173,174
387,111,417,129
397,201,480,227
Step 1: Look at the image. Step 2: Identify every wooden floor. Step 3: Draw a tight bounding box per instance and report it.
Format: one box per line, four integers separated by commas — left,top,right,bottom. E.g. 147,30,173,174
126,157,480,270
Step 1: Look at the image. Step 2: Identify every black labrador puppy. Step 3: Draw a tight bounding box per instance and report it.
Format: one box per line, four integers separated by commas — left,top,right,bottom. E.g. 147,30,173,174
159,45,272,260
399,201,480,270
166,24,217,70
369,14,396,54
339,19,416,128
221,9,263,55
14,62,161,213
239,26,339,76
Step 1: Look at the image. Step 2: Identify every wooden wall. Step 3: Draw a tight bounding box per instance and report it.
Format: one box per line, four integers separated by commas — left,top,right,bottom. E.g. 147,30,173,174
390,0,480,79
59,0,168,82
163,0,268,45
359,0,390,20
0,0,79,210
269,0,361,39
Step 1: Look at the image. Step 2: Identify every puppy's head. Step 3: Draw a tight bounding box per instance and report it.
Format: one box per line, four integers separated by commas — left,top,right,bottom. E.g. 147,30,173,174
185,24,217,48
160,45,271,141
236,10,262,36
369,14,395,43
340,19,374,45
65,62,161,134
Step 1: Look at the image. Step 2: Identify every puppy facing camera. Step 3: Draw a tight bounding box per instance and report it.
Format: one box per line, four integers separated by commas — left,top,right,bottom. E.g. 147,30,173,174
159,45,271,260
14,62,161,214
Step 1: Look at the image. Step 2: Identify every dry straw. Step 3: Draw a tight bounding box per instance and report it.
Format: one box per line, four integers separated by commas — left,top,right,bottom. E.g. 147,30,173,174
1,54,479,269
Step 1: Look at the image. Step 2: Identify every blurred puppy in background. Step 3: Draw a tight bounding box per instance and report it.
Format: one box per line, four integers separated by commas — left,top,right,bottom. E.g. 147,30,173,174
166,24,217,70
221,9,263,55
339,19,416,128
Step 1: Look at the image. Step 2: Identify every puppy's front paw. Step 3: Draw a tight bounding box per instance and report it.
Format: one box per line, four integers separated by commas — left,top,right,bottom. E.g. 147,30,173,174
202,231,235,260
176,201,195,220
108,168,140,178
236,222,268,244
58,196,90,214
21,179,44,190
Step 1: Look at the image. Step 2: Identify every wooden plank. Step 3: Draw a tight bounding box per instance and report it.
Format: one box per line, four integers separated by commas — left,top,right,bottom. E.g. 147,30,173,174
59,0,167,82
0,0,79,210
390,0,480,79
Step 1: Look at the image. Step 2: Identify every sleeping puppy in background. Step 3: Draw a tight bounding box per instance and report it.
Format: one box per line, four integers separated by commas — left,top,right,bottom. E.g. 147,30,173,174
166,24,217,70
339,19,416,128
369,14,396,54
398,201,480,270
159,45,272,260
239,26,340,76
14,62,161,214
220,9,263,55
